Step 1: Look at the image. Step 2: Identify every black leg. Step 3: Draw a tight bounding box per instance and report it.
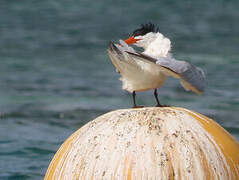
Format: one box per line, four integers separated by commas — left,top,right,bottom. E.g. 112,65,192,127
154,89,162,107
132,91,137,107
132,91,144,108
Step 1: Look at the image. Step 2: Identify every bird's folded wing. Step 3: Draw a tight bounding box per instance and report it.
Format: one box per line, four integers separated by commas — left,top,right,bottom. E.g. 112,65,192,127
126,52,206,95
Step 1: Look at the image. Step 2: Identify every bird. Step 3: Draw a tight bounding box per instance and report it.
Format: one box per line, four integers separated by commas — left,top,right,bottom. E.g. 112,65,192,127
107,23,206,108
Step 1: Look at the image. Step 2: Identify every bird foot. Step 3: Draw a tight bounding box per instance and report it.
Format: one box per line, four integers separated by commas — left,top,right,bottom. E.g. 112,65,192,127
133,105,144,108
155,104,170,107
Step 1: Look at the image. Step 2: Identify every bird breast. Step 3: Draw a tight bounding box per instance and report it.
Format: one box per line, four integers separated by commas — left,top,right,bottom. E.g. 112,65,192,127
120,60,168,92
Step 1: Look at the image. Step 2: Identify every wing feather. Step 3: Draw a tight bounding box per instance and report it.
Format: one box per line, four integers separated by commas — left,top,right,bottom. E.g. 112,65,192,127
126,52,206,94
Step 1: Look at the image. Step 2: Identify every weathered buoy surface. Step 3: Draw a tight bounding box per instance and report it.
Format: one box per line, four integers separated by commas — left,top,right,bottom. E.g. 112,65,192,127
44,107,239,180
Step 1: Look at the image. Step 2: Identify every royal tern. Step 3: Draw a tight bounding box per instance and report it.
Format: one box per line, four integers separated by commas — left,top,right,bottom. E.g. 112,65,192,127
108,23,205,107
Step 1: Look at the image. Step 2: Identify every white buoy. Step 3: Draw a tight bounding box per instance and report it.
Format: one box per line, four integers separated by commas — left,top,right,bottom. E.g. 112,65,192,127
45,107,239,180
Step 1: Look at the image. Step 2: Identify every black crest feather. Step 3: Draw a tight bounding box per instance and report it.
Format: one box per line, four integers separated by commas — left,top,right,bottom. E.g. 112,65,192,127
132,23,159,37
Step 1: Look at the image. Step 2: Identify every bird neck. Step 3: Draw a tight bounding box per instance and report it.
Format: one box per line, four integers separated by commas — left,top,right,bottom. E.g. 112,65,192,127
143,32,171,58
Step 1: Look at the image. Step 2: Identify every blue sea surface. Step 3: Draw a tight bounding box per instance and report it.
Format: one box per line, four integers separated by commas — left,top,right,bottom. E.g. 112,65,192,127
0,0,239,179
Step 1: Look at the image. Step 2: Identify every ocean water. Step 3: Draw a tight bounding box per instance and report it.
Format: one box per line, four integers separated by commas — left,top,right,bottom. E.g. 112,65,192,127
0,0,239,179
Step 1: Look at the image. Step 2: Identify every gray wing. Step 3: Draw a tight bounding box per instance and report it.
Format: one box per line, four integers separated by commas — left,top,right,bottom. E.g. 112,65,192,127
157,55,206,94
126,51,206,94
107,41,144,76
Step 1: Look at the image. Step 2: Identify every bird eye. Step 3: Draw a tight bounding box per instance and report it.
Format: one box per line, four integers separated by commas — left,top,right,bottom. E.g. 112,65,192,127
132,31,141,37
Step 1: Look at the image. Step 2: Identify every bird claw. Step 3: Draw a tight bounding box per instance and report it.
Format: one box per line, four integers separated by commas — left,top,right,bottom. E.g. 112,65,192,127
133,105,144,108
155,104,170,107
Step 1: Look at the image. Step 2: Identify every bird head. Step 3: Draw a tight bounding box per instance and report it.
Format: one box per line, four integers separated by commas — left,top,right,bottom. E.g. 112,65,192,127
124,23,171,57
124,23,159,49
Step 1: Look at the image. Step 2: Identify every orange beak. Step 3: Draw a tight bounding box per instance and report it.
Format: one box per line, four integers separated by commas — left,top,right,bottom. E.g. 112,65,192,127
124,36,140,45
